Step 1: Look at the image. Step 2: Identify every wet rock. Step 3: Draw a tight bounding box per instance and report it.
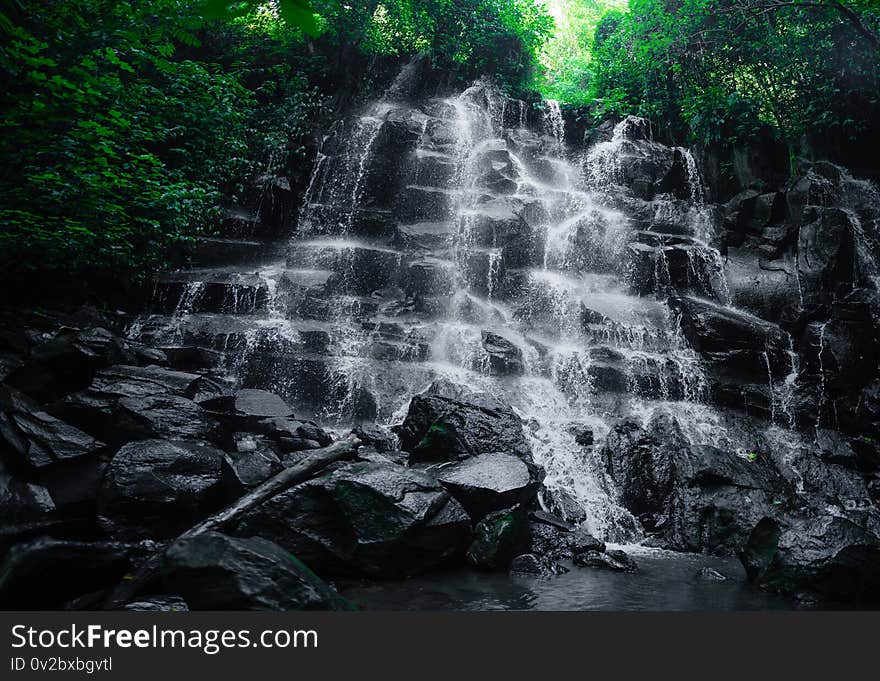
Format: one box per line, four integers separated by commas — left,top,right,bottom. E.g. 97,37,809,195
529,509,574,532
0,462,55,522
5,328,145,401
395,379,532,462
0,386,104,470
231,461,471,577
431,452,544,520
113,395,222,443
602,412,790,554
797,207,857,307
696,567,728,581
481,331,525,375
466,506,530,571
571,527,606,555
351,424,397,452
529,520,575,560
199,389,294,425
0,538,144,609
154,532,353,611
568,425,594,447
98,439,226,539
669,296,790,382
574,548,638,572
122,595,189,612
540,488,588,525
741,515,880,600
258,417,333,453
509,553,559,578
56,365,223,443
221,441,283,498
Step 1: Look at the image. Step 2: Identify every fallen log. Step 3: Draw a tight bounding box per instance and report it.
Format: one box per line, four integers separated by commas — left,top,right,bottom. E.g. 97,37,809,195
102,435,361,609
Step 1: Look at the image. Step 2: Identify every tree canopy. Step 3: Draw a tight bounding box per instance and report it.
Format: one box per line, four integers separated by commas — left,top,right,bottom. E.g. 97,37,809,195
1,0,878,298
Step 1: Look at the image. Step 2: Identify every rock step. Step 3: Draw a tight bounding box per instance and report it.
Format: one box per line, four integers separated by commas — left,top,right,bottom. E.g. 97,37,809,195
189,237,278,267
152,271,270,315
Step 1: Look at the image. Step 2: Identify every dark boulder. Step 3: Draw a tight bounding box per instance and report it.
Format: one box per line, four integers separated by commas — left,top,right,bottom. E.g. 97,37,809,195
430,452,544,520
153,532,353,611
0,538,146,609
466,506,530,571
0,386,104,470
6,328,144,402
98,439,226,539
56,365,223,444
0,463,55,522
395,379,532,462
539,487,588,525
571,526,606,555
741,516,880,600
602,412,790,553
258,417,333,454
351,424,398,452
231,461,471,577
114,395,222,443
574,548,638,572
669,296,790,382
221,440,283,498
199,389,294,426
481,331,525,375
797,207,857,307
529,520,575,561
509,553,558,578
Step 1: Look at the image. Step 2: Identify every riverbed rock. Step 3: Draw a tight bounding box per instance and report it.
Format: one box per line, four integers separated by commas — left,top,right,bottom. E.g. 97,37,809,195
466,506,530,571
740,515,880,600
430,452,544,520
574,548,638,572
231,461,471,577
154,532,353,611
395,379,532,462
98,439,226,539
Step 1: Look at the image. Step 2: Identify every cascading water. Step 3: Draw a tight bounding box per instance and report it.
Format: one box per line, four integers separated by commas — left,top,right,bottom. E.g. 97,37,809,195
128,69,876,545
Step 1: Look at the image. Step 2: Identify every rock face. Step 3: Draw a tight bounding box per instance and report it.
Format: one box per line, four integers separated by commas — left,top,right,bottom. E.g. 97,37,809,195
98,439,226,539
231,461,471,577
154,532,353,611
741,516,880,600
602,412,791,553
395,380,532,462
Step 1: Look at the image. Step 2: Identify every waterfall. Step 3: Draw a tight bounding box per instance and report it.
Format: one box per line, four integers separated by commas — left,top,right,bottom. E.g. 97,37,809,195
128,72,810,544
543,99,565,150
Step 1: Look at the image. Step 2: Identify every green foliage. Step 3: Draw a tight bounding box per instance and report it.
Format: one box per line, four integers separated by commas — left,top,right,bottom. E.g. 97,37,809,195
311,0,553,94
587,0,880,148
538,0,627,105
